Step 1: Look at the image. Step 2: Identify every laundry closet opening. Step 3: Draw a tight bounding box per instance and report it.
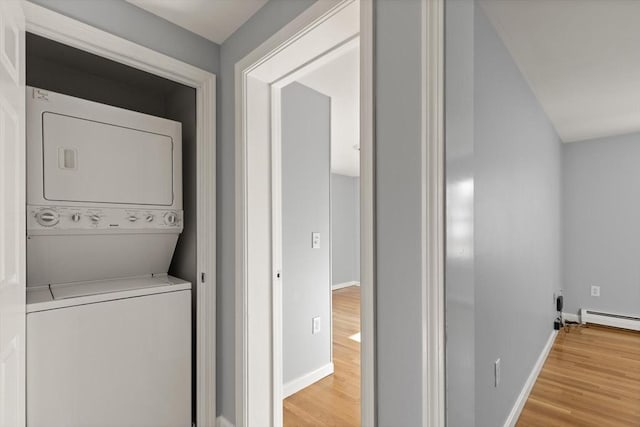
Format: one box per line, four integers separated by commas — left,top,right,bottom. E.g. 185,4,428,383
25,32,199,426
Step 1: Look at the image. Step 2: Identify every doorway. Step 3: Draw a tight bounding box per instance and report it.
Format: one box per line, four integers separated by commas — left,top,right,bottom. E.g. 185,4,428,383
273,39,361,426
234,0,375,425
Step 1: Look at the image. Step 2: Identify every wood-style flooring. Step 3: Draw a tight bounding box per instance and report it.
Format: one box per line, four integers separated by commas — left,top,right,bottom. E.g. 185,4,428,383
283,286,361,427
517,324,640,426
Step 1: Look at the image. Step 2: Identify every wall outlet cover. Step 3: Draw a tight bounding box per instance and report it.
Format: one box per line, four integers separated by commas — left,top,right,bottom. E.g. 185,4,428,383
591,285,600,297
312,316,321,334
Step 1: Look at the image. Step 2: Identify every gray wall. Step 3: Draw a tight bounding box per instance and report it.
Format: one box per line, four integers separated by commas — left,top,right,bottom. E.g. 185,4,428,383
281,82,332,383
375,0,425,424
563,132,640,317
331,173,360,286
473,6,562,427
445,0,476,425
28,0,219,74
218,0,319,420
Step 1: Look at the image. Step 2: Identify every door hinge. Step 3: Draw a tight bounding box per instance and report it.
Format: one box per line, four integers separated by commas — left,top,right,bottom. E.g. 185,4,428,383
201,272,206,283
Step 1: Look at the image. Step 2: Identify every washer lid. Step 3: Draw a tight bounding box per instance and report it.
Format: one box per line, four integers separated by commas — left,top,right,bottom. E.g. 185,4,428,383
26,275,191,313
52,275,183,300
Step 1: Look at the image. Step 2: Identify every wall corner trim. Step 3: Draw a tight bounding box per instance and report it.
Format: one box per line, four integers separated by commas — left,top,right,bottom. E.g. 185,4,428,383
283,362,334,399
216,415,235,427
503,330,558,427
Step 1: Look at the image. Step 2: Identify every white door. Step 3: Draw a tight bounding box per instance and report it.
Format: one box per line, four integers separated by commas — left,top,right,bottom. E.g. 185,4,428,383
0,1,25,426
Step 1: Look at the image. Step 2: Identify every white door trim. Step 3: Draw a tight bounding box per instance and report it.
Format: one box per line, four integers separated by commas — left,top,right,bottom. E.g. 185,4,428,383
359,1,376,425
235,1,374,425
271,83,284,426
22,3,217,426
0,1,26,425
422,0,446,426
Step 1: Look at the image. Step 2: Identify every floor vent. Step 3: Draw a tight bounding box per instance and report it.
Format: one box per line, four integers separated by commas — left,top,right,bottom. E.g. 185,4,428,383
580,309,640,331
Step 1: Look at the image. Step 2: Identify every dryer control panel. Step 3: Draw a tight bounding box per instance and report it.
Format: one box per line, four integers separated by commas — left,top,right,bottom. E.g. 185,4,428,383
27,205,183,234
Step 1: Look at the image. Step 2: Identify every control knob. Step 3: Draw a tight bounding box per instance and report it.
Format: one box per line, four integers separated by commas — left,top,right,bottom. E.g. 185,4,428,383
128,215,138,222
164,212,178,226
71,213,81,223
36,209,59,227
145,214,154,223
89,214,101,223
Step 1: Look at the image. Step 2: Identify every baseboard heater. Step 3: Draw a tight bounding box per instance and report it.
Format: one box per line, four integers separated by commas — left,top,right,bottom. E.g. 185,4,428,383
580,308,640,331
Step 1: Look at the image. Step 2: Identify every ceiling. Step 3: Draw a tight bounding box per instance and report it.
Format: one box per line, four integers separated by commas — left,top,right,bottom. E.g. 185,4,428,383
298,44,360,177
481,0,640,143
126,0,268,44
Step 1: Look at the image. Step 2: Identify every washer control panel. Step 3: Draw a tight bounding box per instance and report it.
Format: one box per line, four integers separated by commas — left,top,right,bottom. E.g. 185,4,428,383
27,205,183,232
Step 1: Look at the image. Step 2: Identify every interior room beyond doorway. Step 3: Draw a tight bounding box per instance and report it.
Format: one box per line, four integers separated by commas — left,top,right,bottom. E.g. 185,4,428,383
277,34,361,427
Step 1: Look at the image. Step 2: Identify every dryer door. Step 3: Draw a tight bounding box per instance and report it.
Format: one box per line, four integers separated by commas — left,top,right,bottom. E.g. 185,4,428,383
42,112,174,206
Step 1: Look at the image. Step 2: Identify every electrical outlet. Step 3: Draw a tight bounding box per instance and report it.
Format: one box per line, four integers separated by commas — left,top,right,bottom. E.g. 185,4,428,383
494,358,501,387
553,292,556,305
312,316,321,334
312,232,320,249
591,285,600,297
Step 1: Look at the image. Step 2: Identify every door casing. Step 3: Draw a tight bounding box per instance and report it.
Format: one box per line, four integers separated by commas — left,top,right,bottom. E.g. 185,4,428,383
234,1,376,425
0,1,26,426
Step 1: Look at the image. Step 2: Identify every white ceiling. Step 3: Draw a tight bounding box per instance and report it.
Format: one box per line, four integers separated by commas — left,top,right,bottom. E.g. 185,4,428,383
126,0,268,44
298,44,360,177
481,0,640,143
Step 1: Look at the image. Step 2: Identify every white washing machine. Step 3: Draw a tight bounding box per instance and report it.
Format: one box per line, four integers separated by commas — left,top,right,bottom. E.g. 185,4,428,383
25,87,191,427
26,276,191,427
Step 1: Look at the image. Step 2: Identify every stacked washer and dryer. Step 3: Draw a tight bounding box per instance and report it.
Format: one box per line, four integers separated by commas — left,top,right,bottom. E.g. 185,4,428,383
25,87,192,427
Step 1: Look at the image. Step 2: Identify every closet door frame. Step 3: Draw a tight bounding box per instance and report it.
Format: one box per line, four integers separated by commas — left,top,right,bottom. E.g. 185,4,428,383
23,3,217,426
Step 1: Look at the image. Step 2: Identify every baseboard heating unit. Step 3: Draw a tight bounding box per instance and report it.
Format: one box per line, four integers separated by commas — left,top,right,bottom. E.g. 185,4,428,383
579,309,640,331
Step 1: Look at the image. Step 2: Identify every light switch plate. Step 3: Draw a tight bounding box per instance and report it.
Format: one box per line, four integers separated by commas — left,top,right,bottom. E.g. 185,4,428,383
591,285,600,297
312,316,321,334
494,358,501,387
312,232,320,249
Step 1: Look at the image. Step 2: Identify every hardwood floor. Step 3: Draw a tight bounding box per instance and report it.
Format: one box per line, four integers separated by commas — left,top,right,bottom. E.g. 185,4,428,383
517,325,640,427
283,286,361,427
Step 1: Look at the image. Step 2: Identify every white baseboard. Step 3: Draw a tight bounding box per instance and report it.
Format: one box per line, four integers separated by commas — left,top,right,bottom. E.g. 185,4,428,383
332,281,360,290
283,362,334,398
216,415,234,427
562,312,580,323
503,330,558,427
